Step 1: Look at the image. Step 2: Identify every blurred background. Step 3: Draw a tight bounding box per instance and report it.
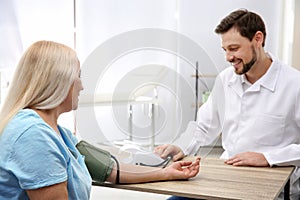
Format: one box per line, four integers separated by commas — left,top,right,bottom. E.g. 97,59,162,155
0,0,299,148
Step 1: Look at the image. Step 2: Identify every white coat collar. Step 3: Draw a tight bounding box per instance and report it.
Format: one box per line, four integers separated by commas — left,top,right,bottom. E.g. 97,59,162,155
228,52,280,94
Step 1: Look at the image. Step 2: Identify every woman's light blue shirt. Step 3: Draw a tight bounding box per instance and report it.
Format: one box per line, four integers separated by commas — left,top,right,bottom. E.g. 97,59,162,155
0,109,92,199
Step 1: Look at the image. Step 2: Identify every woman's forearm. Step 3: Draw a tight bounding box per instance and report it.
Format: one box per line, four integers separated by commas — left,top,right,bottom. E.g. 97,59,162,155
107,163,167,184
105,158,200,184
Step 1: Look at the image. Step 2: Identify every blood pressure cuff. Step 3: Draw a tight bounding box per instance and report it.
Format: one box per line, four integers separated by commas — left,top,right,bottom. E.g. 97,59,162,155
76,140,114,183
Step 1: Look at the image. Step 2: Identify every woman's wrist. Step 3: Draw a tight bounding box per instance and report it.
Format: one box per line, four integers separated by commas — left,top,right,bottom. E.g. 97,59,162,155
160,167,172,181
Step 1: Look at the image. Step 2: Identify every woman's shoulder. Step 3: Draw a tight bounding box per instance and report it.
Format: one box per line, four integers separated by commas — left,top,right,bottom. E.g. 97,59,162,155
14,108,43,123
10,109,47,130
3,109,54,143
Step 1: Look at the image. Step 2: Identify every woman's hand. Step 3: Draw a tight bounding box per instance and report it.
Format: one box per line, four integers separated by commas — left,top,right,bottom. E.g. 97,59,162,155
163,157,201,180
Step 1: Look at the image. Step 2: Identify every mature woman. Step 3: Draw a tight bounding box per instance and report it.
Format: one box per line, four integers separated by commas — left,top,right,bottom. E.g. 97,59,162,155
0,41,200,199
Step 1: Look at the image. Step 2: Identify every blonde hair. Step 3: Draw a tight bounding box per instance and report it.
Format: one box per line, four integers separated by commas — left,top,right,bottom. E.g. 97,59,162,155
0,40,79,134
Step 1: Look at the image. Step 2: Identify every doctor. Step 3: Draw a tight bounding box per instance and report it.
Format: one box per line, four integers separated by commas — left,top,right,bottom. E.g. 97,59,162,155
155,9,300,200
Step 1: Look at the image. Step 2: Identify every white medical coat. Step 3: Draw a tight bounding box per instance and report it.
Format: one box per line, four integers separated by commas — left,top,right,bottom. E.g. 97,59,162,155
174,54,300,198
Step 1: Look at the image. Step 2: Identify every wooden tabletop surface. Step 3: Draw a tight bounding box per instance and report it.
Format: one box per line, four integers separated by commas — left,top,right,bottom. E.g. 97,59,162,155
93,157,294,200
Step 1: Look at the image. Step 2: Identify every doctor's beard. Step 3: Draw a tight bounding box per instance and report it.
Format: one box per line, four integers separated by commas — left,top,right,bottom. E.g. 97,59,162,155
235,46,257,75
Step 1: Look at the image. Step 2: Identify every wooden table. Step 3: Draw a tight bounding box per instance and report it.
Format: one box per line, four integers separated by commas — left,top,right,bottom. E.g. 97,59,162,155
92,157,294,200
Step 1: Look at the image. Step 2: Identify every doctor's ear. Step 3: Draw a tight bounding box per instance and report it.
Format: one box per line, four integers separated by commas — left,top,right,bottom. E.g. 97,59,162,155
253,31,264,47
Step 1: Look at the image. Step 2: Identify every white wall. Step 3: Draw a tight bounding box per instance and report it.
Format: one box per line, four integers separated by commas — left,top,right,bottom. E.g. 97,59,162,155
177,0,282,72
75,0,284,146
76,0,182,144
292,0,300,69
0,0,290,147
0,0,75,128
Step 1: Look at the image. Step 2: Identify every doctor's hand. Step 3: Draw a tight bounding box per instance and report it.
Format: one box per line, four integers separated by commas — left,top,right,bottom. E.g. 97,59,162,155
224,152,270,167
154,144,185,161
164,157,201,180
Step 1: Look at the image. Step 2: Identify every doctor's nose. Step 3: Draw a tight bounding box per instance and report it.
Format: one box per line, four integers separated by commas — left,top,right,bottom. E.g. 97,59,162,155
225,52,235,62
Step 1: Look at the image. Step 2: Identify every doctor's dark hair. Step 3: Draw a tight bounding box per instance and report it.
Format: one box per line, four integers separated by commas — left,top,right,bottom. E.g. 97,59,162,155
215,9,267,47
